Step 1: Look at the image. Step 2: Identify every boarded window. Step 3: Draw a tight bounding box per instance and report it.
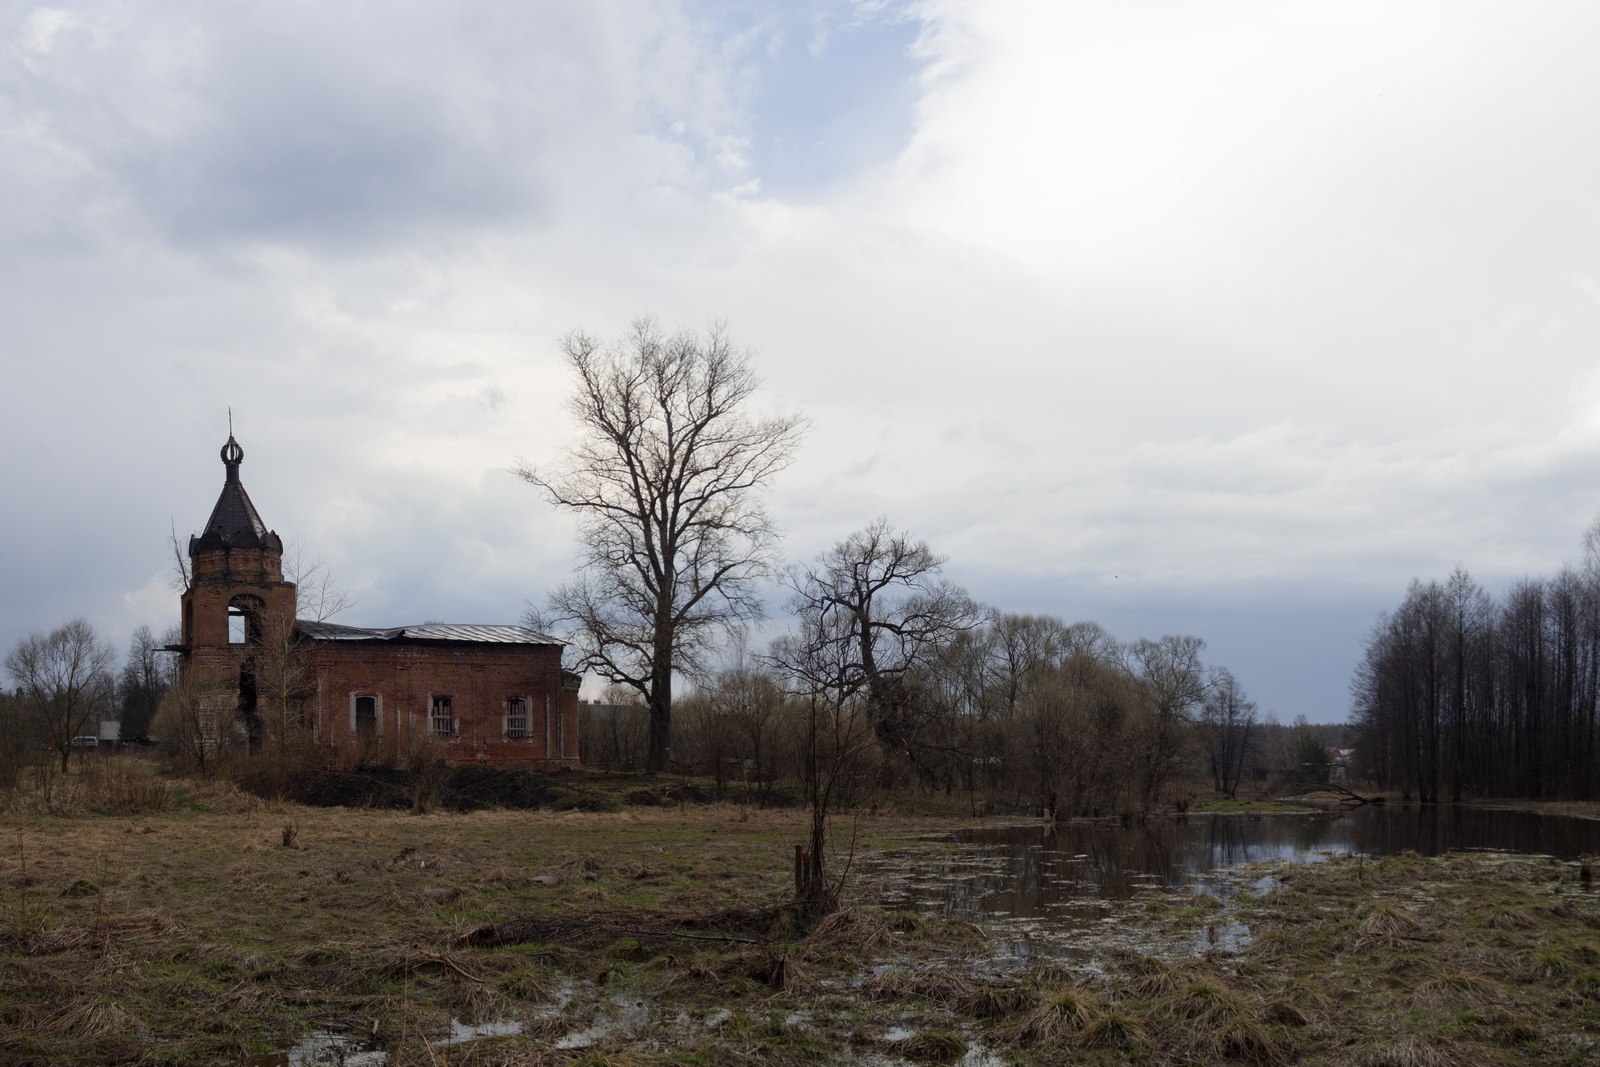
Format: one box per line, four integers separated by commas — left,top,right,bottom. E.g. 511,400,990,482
430,696,454,737
506,697,529,740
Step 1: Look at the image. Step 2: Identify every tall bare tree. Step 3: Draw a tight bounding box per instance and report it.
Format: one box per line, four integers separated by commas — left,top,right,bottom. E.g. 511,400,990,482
1200,668,1257,798
5,619,117,773
518,318,805,773
783,520,983,777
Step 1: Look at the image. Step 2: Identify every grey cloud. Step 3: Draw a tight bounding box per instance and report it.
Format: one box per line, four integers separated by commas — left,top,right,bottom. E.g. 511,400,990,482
2,2,741,252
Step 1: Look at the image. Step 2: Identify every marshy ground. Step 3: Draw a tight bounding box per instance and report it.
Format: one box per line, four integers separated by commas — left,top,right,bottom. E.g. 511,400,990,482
3,767,1600,1065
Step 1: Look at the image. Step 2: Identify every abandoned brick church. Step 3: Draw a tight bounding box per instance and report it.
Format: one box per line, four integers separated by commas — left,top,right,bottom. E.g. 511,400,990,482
174,434,581,769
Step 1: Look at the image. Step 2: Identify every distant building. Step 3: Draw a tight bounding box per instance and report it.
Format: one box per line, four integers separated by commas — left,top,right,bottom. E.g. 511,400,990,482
171,435,580,769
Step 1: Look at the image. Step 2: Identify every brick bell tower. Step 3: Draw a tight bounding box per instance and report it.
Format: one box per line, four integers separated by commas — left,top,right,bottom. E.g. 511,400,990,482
178,435,297,722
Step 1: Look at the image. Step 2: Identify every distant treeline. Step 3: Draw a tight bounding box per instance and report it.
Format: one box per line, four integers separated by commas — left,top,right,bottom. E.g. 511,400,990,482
1353,527,1600,801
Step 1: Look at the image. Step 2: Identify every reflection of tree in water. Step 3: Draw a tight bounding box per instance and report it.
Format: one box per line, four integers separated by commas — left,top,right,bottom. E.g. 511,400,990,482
942,809,1600,919
1343,804,1600,860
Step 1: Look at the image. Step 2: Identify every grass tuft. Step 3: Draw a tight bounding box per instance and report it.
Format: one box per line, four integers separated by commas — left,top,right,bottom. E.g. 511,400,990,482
895,1027,967,1063
1355,903,1427,950
1010,982,1131,1046
1358,1035,1459,1067
1416,971,1506,1009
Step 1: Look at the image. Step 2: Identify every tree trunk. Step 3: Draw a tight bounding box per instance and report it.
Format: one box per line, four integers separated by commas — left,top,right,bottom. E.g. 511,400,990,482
647,638,673,773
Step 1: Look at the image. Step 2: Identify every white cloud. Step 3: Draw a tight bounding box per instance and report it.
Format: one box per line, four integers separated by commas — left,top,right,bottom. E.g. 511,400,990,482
6,0,1600,723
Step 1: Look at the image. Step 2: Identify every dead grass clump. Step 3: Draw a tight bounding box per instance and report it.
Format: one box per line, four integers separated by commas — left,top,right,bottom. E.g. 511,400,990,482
1188,1014,1283,1066
1355,904,1427,950
1485,907,1535,931
11,926,92,957
1276,981,1335,1019
1082,1006,1146,1051
1170,974,1248,1023
1478,1007,1540,1047
1358,1035,1460,1067
1010,982,1136,1047
1530,945,1573,980
957,981,1035,1020
48,996,144,1041
290,940,360,968
1483,860,1543,883
722,948,809,992
1416,972,1507,1009
1125,957,1207,1000
861,968,973,1008
804,907,890,951
1567,971,1600,1001
895,1027,967,1063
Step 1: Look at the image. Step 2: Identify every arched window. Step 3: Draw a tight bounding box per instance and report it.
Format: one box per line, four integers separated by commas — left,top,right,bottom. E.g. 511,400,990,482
227,595,266,646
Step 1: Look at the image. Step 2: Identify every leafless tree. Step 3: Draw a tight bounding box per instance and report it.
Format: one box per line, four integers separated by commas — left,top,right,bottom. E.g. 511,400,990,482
767,595,880,919
247,612,317,777
1123,634,1208,813
117,625,173,742
782,520,983,779
283,539,355,623
517,318,806,773
153,672,237,776
5,619,117,774
1200,668,1257,798
168,519,192,593
578,685,651,770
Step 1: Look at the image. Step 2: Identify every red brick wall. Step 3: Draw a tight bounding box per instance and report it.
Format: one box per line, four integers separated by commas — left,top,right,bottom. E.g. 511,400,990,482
307,641,581,770
180,544,296,690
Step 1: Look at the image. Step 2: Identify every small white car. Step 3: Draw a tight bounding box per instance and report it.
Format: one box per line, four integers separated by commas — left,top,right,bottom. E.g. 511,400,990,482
69,736,99,749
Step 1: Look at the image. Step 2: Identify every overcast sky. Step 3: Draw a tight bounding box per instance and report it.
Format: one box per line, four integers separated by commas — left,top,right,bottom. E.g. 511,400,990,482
6,1,1600,723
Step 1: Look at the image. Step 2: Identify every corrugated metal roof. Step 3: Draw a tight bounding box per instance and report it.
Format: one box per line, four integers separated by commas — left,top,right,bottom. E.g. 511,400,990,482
298,620,562,645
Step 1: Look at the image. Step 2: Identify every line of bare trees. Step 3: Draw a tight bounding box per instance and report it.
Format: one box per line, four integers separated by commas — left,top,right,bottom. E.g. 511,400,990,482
523,319,1279,830
577,519,1278,824
1353,524,1600,800
0,619,187,782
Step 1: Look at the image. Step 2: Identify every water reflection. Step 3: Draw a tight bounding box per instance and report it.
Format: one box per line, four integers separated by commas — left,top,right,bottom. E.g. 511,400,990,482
886,806,1600,919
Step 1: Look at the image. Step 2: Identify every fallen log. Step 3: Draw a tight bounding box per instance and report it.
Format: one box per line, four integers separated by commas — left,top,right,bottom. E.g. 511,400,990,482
1296,782,1383,806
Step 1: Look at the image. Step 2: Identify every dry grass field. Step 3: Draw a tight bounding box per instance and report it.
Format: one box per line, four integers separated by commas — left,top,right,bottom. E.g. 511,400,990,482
3,760,1600,1065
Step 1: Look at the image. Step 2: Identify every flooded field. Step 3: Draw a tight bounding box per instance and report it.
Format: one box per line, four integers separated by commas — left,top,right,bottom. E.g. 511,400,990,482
11,799,1600,1065
866,805,1600,919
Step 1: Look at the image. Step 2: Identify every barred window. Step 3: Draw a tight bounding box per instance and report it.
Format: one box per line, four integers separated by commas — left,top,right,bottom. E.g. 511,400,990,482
430,696,454,737
506,697,529,740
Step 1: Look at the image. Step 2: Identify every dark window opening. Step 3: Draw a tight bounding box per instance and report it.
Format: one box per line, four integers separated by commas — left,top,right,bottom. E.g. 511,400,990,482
356,695,377,736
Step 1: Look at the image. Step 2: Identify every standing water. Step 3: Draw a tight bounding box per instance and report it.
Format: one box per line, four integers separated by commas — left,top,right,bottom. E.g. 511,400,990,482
872,806,1600,919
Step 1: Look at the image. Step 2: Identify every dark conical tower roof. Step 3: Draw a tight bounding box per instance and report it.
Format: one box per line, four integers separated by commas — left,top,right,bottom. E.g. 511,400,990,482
191,435,283,554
